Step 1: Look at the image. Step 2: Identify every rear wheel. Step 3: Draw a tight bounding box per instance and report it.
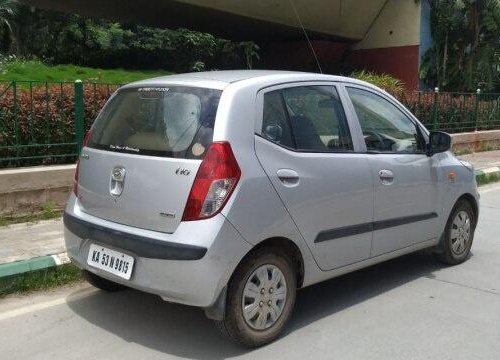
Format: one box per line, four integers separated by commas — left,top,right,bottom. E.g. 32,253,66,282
83,270,127,292
435,199,476,265
216,248,297,347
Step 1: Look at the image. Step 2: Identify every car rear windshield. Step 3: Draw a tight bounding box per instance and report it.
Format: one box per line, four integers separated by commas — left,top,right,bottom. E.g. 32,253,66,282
88,86,222,159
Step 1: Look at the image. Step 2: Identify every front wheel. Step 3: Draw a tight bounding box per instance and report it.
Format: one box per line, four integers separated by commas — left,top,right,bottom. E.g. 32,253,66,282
216,248,297,347
435,199,476,265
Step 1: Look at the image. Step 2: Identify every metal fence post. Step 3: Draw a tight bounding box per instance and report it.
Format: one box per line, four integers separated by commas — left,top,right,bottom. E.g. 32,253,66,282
474,88,481,132
432,87,439,130
74,80,84,154
13,81,19,162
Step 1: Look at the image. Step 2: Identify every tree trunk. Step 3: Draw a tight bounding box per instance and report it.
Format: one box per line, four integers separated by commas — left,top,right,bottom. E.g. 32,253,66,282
468,0,482,89
442,31,448,88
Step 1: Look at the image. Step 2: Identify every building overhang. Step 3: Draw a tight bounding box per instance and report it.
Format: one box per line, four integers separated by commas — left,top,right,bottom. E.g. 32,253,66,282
25,0,389,42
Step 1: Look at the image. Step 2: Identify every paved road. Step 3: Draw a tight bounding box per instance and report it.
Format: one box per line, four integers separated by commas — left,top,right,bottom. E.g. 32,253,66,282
1,184,500,360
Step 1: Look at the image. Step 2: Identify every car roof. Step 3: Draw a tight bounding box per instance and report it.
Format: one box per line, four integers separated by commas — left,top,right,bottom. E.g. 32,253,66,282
122,70,378,91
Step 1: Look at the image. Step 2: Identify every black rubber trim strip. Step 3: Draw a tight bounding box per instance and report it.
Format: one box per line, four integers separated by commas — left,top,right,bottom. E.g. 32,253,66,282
372,212,438,231
315,212,438,243
63,212,207,260
315,222,373,243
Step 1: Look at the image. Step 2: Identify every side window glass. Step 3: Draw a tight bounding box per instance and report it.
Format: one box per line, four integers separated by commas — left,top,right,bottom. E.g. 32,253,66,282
281,86,353,152
347,87,425,153
262,91,294,148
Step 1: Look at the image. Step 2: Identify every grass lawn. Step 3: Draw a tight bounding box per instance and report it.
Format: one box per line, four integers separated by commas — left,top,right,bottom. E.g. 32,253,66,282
0,264,83,298
0,60,171,84
0,205,62,227
476,171,500,186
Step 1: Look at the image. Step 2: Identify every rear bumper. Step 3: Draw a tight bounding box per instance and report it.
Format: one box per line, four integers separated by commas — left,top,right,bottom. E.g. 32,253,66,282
64,213,207,260
64,195,252,307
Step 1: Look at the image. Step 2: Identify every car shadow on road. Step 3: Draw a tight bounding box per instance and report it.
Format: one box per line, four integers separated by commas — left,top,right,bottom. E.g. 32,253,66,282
66,250,447,359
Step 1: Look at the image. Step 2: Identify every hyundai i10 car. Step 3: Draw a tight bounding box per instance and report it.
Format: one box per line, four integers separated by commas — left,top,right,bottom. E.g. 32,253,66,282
64,70,479,347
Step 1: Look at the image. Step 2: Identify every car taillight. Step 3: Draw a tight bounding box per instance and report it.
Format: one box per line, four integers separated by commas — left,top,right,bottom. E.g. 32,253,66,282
83,130,92,147
182,142,241,221
73,131,91,197
73,161,80,196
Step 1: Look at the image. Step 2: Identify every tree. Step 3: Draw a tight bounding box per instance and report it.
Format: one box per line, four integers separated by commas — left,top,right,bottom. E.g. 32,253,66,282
0,0,19,52
9,5,261,72
421,0,500,92
240,41,260,69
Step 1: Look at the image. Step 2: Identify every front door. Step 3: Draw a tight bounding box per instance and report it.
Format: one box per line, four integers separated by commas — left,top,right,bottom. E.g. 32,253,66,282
345,86,441,256
255,84,374,271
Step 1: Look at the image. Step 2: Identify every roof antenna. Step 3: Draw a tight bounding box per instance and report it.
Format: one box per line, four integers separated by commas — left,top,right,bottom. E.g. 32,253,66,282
288,0,323,74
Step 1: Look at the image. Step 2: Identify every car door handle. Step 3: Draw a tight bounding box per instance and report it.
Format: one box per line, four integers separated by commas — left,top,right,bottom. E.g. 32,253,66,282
277,169,300,186
379,169,394,185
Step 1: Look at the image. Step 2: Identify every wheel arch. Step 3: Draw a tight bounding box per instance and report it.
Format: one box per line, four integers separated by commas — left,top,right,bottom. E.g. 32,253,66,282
237,237,305,289
204,236,305,321
455,193,479,227
433,192,478,264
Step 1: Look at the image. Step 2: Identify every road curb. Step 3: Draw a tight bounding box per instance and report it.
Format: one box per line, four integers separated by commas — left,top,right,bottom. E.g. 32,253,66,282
475,166,500,186
0,167,498,280
0,252,70,279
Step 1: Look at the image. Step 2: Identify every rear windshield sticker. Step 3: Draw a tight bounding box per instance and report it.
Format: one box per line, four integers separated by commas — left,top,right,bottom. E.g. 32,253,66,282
192,143,205,157
138,87,170,99
110,145,140,152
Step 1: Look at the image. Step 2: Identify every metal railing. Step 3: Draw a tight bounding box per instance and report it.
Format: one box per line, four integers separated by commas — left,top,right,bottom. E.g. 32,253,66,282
398,88,500,133
0,80,120,168
1,82,500,168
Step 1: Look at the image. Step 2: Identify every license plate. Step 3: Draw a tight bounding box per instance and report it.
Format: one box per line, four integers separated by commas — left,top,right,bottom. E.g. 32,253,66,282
87,244,134,280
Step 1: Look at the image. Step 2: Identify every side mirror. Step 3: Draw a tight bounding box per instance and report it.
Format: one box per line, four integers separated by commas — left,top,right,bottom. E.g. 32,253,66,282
427,131,451,156
264,124,283,142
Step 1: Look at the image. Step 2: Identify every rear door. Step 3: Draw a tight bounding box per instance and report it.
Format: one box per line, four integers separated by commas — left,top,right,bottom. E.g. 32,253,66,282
345,86,441,256
255,83,374,271
77,86,222,233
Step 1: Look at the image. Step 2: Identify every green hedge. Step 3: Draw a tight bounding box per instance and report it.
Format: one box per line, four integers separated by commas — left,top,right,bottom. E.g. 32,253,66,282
2,81,500,169
0,81,118,168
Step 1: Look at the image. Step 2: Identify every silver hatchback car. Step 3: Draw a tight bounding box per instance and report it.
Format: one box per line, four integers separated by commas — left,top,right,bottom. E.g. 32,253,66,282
65,70,479,347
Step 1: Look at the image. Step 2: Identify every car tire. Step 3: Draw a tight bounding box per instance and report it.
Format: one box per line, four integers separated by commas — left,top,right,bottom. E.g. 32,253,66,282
215,247,297,347
435,199,476,265
83,270,127,292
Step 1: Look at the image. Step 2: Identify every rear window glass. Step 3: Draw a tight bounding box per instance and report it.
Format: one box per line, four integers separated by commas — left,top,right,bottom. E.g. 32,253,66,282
88,86,222,159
